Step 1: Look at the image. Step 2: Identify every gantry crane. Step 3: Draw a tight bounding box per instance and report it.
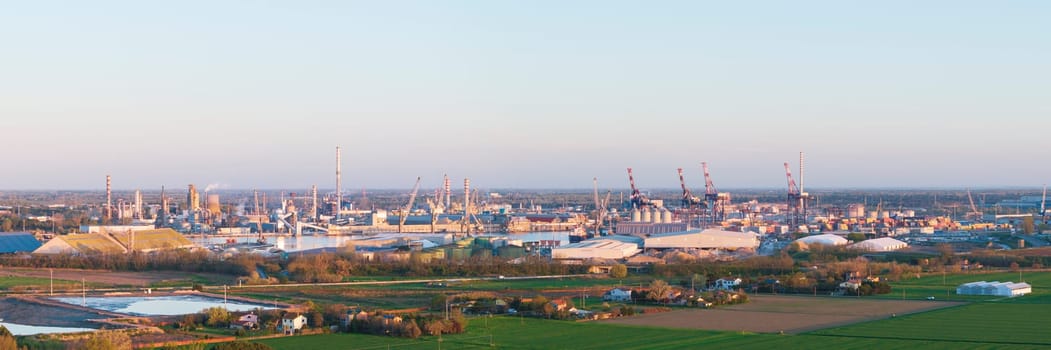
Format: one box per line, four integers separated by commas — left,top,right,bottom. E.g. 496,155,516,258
677,168,702,208
702,162,731,224
398,177,422,233
627,168,652,208
784,162,805,229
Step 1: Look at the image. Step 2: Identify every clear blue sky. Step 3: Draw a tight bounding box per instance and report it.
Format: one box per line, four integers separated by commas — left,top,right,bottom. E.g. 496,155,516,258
2,1,1049,190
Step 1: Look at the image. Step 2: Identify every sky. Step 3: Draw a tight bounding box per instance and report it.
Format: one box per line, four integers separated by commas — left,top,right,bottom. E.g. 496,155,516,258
2,1,1049,190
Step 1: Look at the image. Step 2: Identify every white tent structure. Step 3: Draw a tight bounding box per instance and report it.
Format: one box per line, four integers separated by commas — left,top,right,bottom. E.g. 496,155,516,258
956,281,1031,297
850,237,908,252
794,234,848,247
552,238,641,260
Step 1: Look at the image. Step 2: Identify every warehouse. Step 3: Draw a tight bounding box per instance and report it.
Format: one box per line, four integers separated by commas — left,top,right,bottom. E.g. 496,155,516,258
0,232,42,254
956,281,1031,297
850,237,908,252
552,236,642,260
643,229,759,250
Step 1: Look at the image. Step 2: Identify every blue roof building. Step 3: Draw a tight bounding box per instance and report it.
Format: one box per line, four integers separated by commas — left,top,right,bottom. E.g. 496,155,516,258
0,232,42,254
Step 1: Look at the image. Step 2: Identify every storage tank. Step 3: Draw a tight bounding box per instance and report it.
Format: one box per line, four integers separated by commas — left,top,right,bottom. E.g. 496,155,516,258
631,208,641,222
207,194,221,216
641,208,651,223
880,211,890,219
868,211,879,219
651,209,661,223
904,210,916,217
662,209,673,223
847,204,865,218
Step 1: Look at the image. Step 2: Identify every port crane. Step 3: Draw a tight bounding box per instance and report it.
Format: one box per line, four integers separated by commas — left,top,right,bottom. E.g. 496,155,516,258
677,168,702,208
398,177,422,233
702,162,731,224
966,188,983,221
784,162,804,229
626,168,653,208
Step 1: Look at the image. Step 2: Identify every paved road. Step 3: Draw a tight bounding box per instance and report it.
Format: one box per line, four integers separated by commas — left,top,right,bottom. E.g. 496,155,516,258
207,274,591,290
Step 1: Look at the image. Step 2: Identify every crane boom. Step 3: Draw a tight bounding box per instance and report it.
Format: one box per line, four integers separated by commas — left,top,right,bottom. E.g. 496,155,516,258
703,162,717,196
966,188,982,219
398,177,422,233
627,168,650,208
784,162,799,195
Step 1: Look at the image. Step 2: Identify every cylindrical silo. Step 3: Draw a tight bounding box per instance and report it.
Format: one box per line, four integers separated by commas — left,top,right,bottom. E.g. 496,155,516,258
631,208,641,222
641,208,651,223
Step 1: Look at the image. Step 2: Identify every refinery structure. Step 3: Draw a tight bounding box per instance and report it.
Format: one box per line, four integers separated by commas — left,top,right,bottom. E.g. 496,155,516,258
4,149,1050,263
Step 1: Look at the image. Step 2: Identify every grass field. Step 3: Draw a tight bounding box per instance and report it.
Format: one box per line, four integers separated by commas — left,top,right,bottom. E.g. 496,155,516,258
256,314,1044,350
878,270,1051,302
0,276,99,291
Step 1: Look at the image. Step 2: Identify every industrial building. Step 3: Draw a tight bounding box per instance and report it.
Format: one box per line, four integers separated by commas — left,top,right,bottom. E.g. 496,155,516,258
0,232,42,254
33,228,196,255
956,281,1032,297
850,237,908,252
794,233,848,247
615,207,688,235
643,229,759,250
551,236,642,260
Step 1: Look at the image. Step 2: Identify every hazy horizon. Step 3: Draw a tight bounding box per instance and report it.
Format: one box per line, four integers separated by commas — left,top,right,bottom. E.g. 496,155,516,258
3,1,1049,190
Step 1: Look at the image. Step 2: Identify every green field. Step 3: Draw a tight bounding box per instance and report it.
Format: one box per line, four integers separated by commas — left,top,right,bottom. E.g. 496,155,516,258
239,271,1051,349
256,310,1045,350
0,276,98,291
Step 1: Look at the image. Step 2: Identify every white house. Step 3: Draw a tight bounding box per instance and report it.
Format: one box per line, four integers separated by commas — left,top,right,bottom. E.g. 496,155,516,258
280,314,308,335
230,312,259,330
602,288,633,302
713,278,742,291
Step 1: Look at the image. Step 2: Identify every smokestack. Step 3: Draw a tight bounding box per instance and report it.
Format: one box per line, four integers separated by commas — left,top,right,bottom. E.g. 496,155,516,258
160,186,168,227
311,185,318,221
444,174,451,209
134,190,142,220
464,178,470,235
336,146,342,221
105,175,112,221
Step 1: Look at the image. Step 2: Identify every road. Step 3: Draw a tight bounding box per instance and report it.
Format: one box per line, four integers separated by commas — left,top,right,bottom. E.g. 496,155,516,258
207,274,591,290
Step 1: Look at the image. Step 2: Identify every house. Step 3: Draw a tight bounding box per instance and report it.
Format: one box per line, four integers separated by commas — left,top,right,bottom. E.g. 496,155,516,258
549,299,569,312
713,278,742,291
603,288,633,302
280,314,307,335
230,312,259,330
382,314,403,327
839,279,862,290
344,309,370,326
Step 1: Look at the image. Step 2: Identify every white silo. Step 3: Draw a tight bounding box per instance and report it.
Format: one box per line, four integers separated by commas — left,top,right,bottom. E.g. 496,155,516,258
651,208,661,223
631,208,641,222
641,208,651,223
662,209,673,223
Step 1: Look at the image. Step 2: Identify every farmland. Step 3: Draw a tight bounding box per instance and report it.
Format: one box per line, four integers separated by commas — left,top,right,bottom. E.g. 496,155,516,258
603,295,961,333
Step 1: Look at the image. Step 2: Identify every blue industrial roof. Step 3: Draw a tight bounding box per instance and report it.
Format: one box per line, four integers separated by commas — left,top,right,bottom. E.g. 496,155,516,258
0,232,42,253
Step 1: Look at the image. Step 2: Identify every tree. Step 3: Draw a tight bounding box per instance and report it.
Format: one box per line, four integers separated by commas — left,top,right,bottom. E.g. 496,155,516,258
691,273,707,291
846,233,866,242
0,334,16,350
204,307,231,327
609,264,628,278
81,331,132,350
647,279,672,304
401,320,422,339
0,326,10,337
311,311,325,328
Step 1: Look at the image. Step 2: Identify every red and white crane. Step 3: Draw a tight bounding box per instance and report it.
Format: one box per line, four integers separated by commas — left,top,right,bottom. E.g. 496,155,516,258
678,168,702,208
702,162,731,223
627,168,652,208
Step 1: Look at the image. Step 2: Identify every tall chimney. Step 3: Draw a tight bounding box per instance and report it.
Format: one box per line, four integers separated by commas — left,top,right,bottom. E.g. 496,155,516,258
311,184,318,221
444,174,451,210
464,178,470,235
105,175,112,221
336,146,342,221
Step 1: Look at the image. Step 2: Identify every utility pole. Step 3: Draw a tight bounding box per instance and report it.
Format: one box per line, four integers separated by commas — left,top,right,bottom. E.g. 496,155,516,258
50,269,53,296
